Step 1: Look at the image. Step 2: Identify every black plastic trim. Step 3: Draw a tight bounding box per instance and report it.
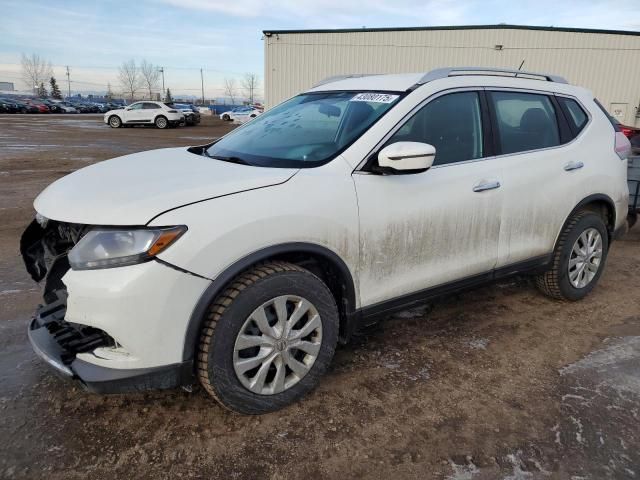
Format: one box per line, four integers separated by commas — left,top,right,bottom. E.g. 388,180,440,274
181,242,358,362
73,359,193,394
356,255,551,322
549,95,574,145
573,193,617,236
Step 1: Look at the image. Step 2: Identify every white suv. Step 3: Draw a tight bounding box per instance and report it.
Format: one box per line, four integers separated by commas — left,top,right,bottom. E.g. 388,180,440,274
104,101,184,129
23,67,631,414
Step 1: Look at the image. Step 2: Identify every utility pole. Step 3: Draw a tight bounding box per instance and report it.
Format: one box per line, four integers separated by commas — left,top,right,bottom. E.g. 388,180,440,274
159,67,165,100
200,68,205,105
65,66,71,98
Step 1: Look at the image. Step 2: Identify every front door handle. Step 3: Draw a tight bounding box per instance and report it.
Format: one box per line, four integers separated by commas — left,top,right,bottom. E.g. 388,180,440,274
473,180,501,192
564,161,584,171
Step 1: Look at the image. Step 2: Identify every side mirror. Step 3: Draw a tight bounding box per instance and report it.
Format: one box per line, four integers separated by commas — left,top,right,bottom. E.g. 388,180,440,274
377,142,436,173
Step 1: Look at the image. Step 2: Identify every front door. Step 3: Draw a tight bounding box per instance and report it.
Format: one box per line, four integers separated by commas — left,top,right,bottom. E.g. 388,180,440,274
123,103,145,123
354,90,503,307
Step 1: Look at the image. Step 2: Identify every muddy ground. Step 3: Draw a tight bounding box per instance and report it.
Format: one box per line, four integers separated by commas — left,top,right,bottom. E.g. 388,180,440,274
0,114,639,480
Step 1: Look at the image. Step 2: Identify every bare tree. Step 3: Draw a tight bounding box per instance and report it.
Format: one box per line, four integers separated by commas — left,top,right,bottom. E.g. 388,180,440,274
223,78,238,105
140,60,160,100
241,73,259,104
21,53,53,93
118,60,143,100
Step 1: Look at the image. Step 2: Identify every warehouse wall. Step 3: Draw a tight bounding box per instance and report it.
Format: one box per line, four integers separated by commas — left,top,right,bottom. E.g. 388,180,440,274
263,27,640,126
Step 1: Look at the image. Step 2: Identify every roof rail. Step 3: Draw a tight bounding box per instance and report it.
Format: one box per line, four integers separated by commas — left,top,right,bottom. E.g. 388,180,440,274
417,67,568,85
312,73,380,88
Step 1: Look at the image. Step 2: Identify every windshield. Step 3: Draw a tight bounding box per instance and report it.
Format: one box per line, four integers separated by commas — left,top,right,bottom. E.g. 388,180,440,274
206,91,401,167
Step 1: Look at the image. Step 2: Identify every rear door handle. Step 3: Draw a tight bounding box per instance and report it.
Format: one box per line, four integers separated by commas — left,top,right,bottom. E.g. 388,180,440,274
473,180,501,192
564,161,584,171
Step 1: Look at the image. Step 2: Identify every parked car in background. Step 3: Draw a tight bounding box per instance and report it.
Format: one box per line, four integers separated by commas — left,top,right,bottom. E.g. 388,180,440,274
0,98,20,113
12,99,39,113
104,101,184,128
171,103,201,125
219,106,262,122
40,100,63,113
24,100,50,113
57,102,78,113
21,67,631,414
613,118,640,154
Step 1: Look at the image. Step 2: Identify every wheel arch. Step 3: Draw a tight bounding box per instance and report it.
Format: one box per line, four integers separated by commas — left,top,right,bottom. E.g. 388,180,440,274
182,242,358,362
107,114,121,126
555,193,616,249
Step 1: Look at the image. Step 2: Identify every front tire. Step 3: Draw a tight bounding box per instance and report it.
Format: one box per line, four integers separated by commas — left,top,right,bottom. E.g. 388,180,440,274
108,115,122,128
155,116,168,129
196,261,339,414
222,114,230,121
535,211,609,301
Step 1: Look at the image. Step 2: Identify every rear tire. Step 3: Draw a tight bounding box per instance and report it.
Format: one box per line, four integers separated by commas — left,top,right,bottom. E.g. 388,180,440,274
196,261,339,414
222,114,230,121
108,115,122,128
535,211,609,301
155,116,168,129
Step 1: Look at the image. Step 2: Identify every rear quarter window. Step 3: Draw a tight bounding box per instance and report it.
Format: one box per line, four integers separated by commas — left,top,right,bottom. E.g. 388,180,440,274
557,97,589,134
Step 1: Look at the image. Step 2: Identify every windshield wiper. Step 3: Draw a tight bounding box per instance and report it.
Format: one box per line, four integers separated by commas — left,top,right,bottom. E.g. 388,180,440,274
203,151,251,165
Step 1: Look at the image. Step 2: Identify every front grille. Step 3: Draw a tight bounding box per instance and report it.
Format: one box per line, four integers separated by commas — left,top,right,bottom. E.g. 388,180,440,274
34,290,115,365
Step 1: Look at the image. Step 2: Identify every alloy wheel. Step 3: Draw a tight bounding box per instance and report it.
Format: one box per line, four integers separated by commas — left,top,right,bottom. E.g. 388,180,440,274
568,227,603,288
233,295,322,395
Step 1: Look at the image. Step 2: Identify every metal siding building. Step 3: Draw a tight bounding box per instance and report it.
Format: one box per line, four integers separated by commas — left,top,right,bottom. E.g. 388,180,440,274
263,25,640,125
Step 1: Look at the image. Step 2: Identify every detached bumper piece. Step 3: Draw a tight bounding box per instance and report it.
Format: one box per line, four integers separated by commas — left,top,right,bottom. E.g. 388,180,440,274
28,290,193,394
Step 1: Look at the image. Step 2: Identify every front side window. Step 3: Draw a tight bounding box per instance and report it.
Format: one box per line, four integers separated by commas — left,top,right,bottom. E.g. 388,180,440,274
490,91,560,154
128,103,143,110
385,91,484,166
206,91,401,168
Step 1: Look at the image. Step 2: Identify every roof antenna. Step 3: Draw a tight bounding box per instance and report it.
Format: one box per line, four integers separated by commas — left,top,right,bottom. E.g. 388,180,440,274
515,59,525,77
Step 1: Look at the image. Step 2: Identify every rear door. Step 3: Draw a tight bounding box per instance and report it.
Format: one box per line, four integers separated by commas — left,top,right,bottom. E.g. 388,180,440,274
142,102,162,122
488,90,580,267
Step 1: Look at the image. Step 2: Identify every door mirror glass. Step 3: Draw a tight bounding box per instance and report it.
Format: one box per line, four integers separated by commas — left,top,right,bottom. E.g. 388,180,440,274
377,142,436,172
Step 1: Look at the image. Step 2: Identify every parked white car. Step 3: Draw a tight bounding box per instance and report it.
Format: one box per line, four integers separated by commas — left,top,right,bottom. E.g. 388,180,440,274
219,106,262,122
103,101,184,129
23,67,631,414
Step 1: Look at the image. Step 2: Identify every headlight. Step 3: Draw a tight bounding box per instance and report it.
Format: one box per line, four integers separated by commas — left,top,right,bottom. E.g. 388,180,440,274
68,226,186,270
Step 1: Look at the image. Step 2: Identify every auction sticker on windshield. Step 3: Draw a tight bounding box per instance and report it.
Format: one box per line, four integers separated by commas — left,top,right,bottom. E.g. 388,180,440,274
350,93,399,103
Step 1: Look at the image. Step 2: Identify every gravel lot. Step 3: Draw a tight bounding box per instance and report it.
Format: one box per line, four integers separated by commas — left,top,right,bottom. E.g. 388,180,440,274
1,114,639,479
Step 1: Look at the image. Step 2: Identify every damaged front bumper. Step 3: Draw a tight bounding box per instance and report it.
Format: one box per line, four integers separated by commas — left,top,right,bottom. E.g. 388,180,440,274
28,290,194,393
21,217,211,394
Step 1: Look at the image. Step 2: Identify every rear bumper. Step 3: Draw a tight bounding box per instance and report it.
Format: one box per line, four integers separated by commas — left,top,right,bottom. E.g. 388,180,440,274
28,316,193,393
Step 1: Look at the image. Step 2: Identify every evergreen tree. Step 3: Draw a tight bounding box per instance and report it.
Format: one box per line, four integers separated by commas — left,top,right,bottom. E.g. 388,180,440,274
165,88,173,102
37,82,48,98
49,76,62,99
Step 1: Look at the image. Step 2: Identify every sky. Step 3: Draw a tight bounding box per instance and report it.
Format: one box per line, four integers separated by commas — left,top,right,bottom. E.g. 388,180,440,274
0,0,639,99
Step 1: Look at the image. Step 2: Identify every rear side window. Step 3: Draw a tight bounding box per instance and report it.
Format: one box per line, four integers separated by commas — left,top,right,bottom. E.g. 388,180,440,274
489,91,560,155
385,91,484,166
557,97,588,134
143,102,160,109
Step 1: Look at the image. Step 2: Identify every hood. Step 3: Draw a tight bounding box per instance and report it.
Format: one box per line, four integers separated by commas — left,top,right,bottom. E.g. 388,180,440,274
34,147,297,225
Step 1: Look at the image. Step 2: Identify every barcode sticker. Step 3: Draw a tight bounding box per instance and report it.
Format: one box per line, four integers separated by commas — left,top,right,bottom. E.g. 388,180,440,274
350,93,399,103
